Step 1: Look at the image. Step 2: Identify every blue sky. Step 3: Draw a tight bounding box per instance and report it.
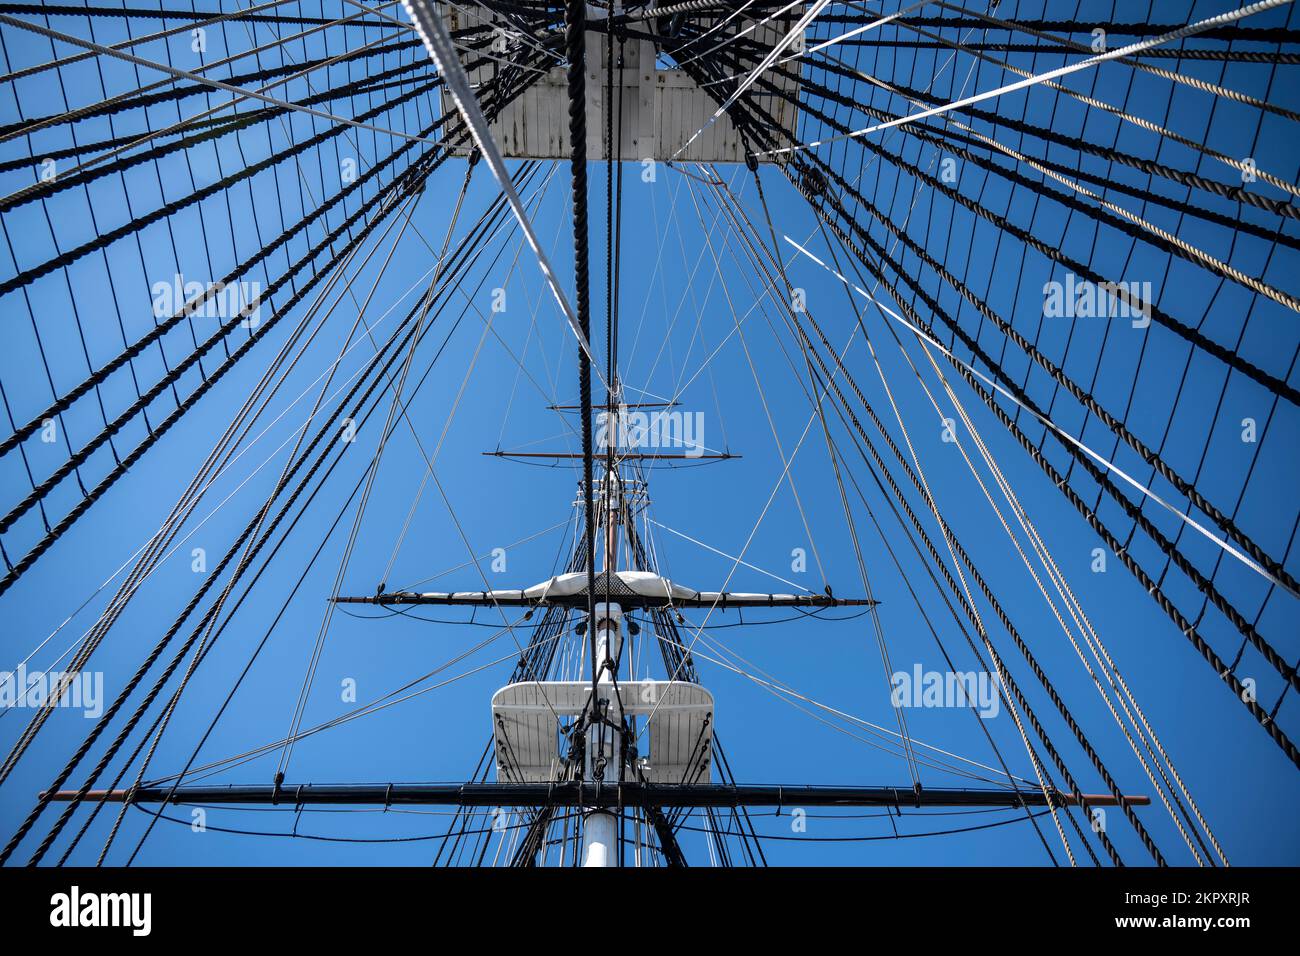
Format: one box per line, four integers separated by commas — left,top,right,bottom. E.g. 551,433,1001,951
0,0,1297,866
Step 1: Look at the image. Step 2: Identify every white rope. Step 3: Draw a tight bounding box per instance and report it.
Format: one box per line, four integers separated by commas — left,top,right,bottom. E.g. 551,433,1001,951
669,0,835,161
0,13,443,147
783,236,1300,600
401,0,609,389
757,0,1294,156
698,0,933,88
647,518,812,593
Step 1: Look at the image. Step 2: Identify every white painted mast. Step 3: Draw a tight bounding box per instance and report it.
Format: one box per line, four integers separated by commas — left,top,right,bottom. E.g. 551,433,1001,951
394,2,798,865
581,468,623,867
581,599,624,866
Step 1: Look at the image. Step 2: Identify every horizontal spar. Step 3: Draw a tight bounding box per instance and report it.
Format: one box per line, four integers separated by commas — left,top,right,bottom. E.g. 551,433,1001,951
330,570,877,611
484,451,741,460
330,591,878,609
42,783,1150,809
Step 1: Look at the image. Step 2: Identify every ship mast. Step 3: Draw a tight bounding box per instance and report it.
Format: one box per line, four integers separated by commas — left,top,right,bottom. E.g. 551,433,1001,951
49,446,1151,862
579,460,623,867
35,1,1161,867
